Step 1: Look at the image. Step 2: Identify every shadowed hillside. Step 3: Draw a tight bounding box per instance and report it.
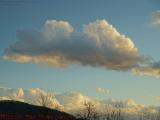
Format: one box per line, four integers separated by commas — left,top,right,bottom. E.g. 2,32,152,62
0,100,76,120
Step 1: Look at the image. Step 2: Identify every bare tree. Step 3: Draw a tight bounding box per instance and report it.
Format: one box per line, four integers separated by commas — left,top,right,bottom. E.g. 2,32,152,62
103,102,124,120
114,102,124,120
156,110,160,120
76,101,98,120
139,109,158,120
103,104,116,120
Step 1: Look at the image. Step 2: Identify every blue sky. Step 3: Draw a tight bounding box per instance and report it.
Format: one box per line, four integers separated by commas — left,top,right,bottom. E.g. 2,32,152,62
0,0,160,106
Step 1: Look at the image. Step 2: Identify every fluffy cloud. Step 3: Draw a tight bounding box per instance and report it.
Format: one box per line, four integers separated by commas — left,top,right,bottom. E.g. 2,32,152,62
55,92,91,111
96,87,110,94
0,87,62,109
4,19,146,70
5,19,160,78
151,10,160,27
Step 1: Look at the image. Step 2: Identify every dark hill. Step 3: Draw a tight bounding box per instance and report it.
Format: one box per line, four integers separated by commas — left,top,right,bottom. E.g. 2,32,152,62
0,100,76,120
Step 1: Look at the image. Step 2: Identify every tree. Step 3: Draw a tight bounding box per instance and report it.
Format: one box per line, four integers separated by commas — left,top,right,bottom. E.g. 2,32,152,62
76,101,99,120
114,102,124,120
103,102,124,120
103,104,116,120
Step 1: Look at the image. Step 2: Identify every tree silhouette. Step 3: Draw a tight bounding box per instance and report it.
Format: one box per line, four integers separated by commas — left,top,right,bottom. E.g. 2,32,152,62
76,101,98,120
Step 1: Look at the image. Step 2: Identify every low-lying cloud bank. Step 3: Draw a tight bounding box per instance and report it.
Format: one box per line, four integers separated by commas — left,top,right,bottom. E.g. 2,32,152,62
0,87,151,111
3,19,160,77
0,87,160,120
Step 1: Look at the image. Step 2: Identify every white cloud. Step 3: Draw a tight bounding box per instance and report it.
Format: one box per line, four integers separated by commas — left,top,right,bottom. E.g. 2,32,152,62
129,11,160,77
132,61,160,78
96,87,110,94
151,10,160,27
55,91,91,111
4,19,146,70
0,87,62,109
4,19,160,78
132,67,160,78
43,20,74,40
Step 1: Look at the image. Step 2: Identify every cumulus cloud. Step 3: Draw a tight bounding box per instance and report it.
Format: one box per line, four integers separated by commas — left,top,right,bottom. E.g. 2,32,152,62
55,91,91,111
4,19,146,70
151,10,160,27
96,87,110,94
5,19,160,78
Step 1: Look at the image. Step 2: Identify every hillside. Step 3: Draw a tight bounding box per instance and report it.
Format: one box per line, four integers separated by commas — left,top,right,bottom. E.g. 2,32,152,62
0,100,76,120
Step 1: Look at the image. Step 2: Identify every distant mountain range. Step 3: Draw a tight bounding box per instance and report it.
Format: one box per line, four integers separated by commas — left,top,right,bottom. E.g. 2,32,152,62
0,100,76,120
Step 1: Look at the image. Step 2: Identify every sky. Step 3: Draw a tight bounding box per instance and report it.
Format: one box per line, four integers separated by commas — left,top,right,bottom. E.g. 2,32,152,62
0,0,160,106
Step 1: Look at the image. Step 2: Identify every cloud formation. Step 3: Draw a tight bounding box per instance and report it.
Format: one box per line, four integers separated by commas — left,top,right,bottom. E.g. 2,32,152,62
151,10,160,27
132,61,160,78
97,87,110,94
4,19,160,78
0,87,144,112
4,19,146,70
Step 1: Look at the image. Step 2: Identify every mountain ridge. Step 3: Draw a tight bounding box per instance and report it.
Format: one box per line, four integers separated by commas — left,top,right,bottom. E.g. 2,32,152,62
0,100,76,120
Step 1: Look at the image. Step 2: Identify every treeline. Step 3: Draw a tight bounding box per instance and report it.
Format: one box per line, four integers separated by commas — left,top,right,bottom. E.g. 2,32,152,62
24,92,160,120
72,101,160,120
